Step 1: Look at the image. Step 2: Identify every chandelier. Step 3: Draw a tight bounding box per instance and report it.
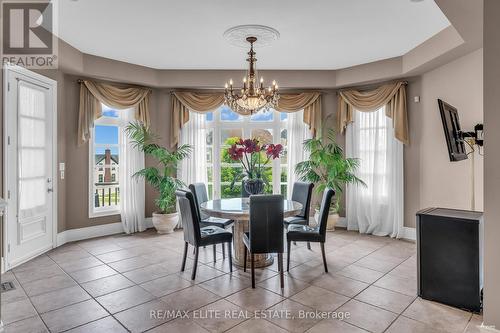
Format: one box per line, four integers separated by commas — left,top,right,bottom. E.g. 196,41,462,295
224,36,279,115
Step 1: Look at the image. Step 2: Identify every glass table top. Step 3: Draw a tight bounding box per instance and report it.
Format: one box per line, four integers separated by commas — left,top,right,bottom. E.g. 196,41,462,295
201,198,302,215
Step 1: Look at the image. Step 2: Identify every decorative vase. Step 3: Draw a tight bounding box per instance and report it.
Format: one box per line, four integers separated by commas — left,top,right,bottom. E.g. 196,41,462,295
243,178,265,195
152,212,178,234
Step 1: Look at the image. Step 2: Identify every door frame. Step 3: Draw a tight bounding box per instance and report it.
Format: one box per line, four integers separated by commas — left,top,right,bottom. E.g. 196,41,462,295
2,63,58,271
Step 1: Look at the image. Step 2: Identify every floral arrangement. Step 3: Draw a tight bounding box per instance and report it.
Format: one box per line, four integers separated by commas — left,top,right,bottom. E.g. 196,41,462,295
228,138,283,180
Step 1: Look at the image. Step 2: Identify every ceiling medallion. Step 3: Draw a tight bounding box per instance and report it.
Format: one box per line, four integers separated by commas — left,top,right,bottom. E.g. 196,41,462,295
223,25,280,48
224,36,280,115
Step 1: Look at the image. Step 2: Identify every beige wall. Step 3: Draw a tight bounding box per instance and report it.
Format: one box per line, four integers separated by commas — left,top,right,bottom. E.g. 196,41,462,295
483,0,500,327
404,49,483,227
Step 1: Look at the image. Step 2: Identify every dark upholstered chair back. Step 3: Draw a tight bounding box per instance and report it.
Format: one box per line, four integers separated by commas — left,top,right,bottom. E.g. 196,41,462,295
188,183,209,219
291,182,314,219
249,195,284,254
317,188,335,240
176,190,201,246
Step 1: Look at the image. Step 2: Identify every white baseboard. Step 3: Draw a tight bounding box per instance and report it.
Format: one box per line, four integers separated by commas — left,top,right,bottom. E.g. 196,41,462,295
56,222,124,246
402,227,416,241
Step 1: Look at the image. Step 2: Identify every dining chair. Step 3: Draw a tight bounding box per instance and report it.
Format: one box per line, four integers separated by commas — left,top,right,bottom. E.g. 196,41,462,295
286,188,334,273
189,183,234,261
176,189,233,280
283,181,314,250
243,194,284,289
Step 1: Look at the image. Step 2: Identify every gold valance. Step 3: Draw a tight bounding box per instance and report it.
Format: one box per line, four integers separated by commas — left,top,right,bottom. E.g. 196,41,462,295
337,81,408,144
78,80,152,145
170,91,321,147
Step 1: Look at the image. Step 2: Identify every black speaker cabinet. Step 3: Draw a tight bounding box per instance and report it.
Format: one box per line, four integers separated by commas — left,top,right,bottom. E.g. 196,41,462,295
416,208,483,312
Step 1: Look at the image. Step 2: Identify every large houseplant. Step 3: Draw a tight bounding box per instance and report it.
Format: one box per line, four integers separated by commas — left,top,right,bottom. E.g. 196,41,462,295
126,122,192,234
228,138,283,195
295,129,365,230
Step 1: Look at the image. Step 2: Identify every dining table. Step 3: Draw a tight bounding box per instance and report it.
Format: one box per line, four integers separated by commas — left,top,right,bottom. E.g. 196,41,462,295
200,197,303,268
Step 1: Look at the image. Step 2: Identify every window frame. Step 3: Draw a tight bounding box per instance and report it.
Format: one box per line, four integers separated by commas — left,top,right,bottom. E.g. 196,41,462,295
205,107,288,199
88,109,124,218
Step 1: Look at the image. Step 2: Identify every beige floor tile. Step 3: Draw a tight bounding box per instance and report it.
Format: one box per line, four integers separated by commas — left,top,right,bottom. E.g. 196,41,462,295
227,318,288,332
338,299,398,333
403,298,472,333
266,299,321,333
199,274,252,297
374,274,417,296
31,285,90,313
48,249,92,264
160,285,221,312
386,315,448,333
258,275,310,298
140,274,194,297
231,267,278,282
464,314,492,333
178,264,226,283
13,263,65,284
69,264,118,283
194,299,252,332
65,316,127,333
306,318,370,333
20,274,77,297
97,249,139,264
11,255,54,273
3,315,48,333
123,262,180,284
291,285,349,311
1,278,28,304
41,299,108,332
85,243,123,255
58,256,104,273
226,287,285,311
114,299,171,333
311,273,369,297
96,285,155,313
336,264,385,284
148,319,210,333
287,263,328,283
354,255,401,273
108,255,157,273
1,298,37,325
81,274,135,297
355,285,415,314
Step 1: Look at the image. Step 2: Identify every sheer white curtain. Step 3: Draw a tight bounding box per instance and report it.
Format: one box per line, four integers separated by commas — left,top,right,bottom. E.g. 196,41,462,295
120,108,146,234
346,106,404,238
286,110,312,199
177,112,208,226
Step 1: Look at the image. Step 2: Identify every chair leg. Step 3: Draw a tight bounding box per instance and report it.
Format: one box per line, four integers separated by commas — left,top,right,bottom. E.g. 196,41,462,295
181,242,188,272
243,248,247,272
227,242,232,272
320,242,328,273
278,253,284,289
307,242,311,250
287,240,291,272
251,254,255,288
213,245,217,262
191,247,199,280
222,243,225,259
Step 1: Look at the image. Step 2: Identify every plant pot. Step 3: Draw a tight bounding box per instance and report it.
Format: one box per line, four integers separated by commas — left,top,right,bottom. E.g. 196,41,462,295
314,209,339,231
152,212,178,234
243,178,265,195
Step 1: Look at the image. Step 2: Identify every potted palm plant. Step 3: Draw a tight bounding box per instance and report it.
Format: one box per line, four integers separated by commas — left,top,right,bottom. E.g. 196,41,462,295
295,129,365,230
125,122,192,234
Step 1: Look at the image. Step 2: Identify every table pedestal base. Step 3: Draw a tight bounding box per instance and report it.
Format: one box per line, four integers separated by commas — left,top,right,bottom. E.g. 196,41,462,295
233,219,273,268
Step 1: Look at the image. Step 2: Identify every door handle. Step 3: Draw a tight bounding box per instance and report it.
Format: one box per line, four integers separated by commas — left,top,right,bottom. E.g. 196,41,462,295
47,188,54,193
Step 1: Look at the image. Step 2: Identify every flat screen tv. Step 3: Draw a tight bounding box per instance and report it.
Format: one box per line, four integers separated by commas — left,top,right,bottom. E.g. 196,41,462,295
438,99,467,162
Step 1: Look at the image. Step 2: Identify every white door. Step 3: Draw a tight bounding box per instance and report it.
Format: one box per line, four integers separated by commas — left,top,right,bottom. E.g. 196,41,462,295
4,66,57,270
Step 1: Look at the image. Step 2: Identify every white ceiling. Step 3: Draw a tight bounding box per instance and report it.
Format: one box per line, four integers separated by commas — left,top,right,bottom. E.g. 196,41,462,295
57,0,449,70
